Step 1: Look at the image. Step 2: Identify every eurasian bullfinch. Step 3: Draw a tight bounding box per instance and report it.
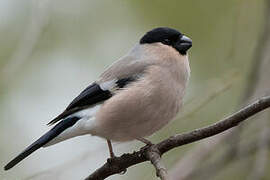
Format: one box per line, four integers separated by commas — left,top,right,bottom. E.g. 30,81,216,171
4,27,192,170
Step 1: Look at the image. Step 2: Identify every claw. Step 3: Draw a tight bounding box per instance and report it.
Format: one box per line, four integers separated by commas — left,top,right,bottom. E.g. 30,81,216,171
107,156,117,164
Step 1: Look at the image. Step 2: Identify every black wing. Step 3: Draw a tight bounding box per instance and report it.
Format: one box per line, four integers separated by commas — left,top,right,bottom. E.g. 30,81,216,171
47,77,138,126
47,83,112,125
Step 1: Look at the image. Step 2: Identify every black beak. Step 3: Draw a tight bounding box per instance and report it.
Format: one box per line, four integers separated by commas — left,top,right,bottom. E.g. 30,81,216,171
175,35,192,55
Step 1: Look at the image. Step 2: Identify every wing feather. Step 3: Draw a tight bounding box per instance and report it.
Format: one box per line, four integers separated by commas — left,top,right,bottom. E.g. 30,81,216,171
47,76,139,126
47,83,111,125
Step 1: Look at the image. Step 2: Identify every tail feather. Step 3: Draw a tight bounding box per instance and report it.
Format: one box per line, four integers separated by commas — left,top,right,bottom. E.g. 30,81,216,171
4,116,80,170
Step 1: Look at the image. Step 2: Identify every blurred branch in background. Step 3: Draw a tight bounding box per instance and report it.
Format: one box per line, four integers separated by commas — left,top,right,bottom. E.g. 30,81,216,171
247,118,269,180
168,129,234,180
0,0,51,85
179,71,239,121
85,96,270,180
170,0,270,179
180,131,270,180
244,0,270,179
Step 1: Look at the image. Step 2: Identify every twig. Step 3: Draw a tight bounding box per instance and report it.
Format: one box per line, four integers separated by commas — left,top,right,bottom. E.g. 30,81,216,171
146,146,169,180
85,96,270,180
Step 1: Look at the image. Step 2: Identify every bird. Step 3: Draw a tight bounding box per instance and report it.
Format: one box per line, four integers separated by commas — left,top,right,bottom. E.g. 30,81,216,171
4,27,192,170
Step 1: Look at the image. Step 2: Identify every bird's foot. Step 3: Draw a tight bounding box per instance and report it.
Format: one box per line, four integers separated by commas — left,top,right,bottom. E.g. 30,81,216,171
106,156,127,175
137,137,153,145
107,156,117,164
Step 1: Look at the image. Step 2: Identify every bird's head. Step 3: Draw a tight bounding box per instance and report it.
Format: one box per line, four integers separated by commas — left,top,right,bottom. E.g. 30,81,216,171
140,27,192,55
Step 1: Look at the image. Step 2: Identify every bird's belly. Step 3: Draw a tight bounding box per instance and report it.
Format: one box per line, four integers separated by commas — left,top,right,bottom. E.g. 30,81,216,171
93,98,181,142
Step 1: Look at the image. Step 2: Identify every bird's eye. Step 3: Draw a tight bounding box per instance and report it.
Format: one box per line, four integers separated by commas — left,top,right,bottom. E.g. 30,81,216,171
163,39,171,45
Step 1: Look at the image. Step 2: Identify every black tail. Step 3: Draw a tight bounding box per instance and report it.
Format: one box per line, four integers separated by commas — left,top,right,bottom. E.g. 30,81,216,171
4,116,80,170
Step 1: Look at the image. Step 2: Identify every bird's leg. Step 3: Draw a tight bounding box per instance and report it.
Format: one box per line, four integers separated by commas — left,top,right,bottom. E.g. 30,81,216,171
106,139,115,158
136,137,153,146
106,139,127,175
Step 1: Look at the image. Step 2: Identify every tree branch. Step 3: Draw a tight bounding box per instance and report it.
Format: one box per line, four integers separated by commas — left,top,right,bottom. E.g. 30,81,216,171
146,146,169,180
85,96,270,180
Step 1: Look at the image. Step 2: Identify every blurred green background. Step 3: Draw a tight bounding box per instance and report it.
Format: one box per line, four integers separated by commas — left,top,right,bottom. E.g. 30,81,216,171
0,0,267,179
